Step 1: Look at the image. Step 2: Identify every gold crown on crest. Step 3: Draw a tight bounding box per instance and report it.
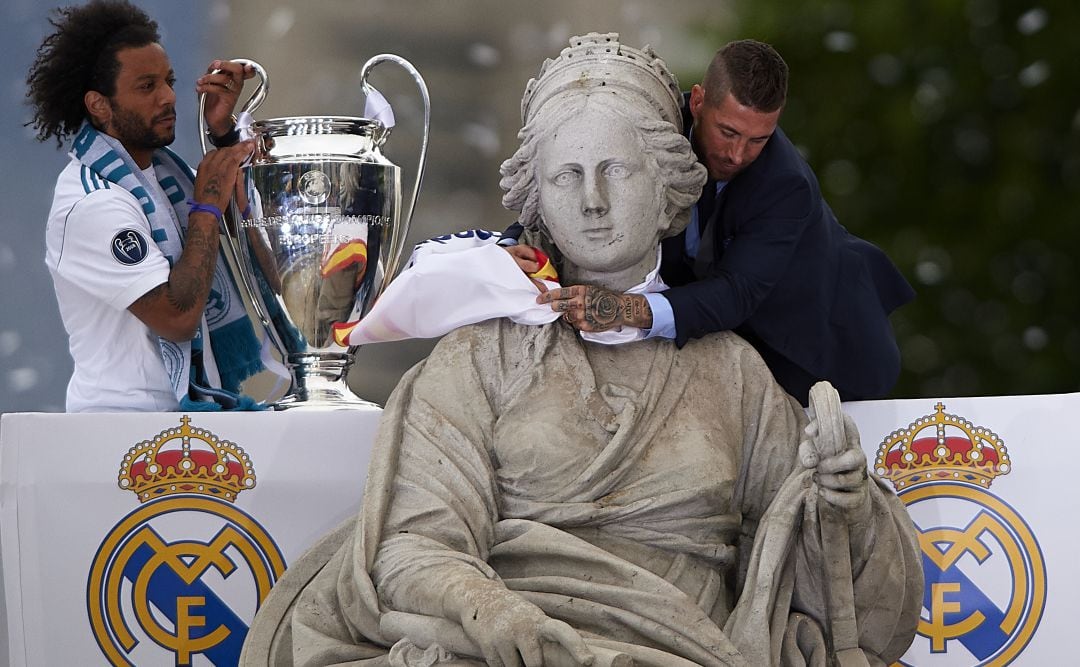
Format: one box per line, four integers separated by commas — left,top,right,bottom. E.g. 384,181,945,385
875,402,1010,491
118,416,256,503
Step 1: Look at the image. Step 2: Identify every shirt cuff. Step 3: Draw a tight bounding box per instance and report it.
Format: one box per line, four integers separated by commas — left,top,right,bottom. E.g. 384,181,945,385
643,292,676,339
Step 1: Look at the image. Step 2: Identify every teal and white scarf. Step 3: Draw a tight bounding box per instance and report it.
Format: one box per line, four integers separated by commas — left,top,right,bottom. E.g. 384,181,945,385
72,121,273,410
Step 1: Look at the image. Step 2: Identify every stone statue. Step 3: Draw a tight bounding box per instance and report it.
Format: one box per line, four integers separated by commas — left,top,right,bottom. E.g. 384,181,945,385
241,33,922,667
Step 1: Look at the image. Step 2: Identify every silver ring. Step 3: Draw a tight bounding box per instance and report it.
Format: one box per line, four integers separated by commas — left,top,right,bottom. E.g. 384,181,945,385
225,79,235,91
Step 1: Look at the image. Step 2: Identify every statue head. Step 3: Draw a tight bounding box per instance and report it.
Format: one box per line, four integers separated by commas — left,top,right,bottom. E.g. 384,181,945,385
500,34,706,286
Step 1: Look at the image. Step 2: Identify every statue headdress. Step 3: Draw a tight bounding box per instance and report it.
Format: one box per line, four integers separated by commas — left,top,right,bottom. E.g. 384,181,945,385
520,32,684,132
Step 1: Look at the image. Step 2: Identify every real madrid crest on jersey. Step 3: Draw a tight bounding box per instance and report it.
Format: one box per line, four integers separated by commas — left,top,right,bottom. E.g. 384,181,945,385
875,403,1047,666
87,416,286,666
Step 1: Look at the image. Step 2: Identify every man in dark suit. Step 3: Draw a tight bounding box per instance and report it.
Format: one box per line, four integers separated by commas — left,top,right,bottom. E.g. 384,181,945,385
524,39,914,405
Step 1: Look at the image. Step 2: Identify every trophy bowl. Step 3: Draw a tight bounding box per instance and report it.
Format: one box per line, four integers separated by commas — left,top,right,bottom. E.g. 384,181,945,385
201,56,429,409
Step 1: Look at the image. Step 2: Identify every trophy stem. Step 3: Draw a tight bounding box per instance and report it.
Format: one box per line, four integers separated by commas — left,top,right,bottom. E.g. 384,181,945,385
274,353,379,410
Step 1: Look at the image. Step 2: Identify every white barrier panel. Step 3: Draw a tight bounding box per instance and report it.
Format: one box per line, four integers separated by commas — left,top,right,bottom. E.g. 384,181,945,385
847,393,1071,667
0,410,380,666
1,393,1074,666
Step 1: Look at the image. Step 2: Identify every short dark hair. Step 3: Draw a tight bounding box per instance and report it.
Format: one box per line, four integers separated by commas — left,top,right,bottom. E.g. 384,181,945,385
701,39,788,113
26,0,160,146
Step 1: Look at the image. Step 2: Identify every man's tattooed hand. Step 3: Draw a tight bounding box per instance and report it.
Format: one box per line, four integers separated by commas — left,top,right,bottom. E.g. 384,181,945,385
584,286,622,329
537,285,653,332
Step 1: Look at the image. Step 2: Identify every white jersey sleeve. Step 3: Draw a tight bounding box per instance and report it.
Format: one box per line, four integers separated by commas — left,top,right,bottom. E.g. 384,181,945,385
52,188,172,311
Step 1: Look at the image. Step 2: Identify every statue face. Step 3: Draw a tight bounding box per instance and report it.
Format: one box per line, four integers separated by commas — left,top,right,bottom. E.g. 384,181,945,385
536,101,664,274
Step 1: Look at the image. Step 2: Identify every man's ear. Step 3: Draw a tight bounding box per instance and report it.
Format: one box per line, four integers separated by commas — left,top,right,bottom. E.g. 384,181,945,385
84,91,111,129
689,85,705,121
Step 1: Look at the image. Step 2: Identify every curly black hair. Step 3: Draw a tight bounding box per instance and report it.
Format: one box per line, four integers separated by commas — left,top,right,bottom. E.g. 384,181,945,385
26,0,160,146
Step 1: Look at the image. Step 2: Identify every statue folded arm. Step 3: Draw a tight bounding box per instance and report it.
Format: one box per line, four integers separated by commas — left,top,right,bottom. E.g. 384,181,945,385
784,473,924,662
371,325,506,612
675,333,923,665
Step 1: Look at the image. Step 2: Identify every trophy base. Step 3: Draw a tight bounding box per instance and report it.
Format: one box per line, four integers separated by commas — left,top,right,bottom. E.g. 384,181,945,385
273,353,381,411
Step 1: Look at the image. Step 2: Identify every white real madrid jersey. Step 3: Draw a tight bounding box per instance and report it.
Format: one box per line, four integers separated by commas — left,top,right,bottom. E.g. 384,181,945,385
45,157,178,412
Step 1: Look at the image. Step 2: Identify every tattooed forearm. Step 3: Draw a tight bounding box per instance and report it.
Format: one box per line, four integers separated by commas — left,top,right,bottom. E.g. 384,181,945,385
139,283,168,303
623,294,652,328
127,143,253,340
167,221,218,312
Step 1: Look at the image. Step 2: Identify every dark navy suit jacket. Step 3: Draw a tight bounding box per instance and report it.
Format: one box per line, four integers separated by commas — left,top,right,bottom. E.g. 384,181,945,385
660,101,914,404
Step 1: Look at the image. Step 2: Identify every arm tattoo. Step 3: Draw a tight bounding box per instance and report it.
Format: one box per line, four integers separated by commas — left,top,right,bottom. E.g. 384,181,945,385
167,222,217,312
623,294,652,327
138,282,168,305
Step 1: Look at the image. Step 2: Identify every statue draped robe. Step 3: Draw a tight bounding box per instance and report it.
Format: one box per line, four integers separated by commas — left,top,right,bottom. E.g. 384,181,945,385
243,320,921,666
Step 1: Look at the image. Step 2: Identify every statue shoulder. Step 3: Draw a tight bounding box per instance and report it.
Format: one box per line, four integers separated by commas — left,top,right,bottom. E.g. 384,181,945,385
427,319,561,376
433,319,547,354
679,331,784,394
397,320,564,416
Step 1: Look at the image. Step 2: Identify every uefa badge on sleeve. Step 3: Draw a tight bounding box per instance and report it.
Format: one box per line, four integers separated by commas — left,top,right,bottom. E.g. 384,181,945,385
875,403,1047,666
111,229,149,265
87,416,286,666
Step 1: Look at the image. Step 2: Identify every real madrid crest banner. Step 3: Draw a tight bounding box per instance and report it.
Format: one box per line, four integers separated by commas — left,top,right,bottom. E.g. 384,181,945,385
1,393,1077,666
1,410,380,667
845,393,1064,667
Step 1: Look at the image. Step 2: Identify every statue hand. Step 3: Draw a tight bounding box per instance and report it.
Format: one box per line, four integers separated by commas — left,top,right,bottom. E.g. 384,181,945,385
456,585,595,667
537,285,652,332
800,413,872,526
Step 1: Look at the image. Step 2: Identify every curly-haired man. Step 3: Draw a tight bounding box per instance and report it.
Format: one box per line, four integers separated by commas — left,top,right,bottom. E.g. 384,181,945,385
27,0,274,412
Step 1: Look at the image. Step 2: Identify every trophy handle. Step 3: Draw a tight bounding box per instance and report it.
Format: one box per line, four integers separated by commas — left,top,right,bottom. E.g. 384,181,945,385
197,58,269,156
359,54,430,282
194,60,280,346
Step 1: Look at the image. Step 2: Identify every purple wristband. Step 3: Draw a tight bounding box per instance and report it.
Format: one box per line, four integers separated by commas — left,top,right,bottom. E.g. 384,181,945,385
187,199,223,220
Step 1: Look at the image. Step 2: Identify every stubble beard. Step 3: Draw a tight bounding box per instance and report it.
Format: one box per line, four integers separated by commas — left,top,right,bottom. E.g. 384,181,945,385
108,103,176,153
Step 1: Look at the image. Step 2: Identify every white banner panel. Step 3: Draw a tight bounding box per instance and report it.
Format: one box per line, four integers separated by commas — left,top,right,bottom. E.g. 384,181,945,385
848,393,1073,667
2,393,1075,666
1,410,379,667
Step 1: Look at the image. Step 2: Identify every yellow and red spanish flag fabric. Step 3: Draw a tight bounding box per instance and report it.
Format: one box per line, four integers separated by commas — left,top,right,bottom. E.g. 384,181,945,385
528,247,559,282
321,239,368,287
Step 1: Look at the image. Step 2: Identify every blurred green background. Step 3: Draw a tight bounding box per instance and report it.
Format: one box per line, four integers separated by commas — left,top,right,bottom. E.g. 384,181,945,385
700,0,1080,399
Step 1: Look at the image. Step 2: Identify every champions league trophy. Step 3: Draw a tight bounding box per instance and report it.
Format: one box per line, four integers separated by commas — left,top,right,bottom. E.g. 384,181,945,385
199,56,429,409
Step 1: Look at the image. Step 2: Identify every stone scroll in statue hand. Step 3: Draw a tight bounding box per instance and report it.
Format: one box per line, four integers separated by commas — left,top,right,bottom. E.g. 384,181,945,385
241,33,923,667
